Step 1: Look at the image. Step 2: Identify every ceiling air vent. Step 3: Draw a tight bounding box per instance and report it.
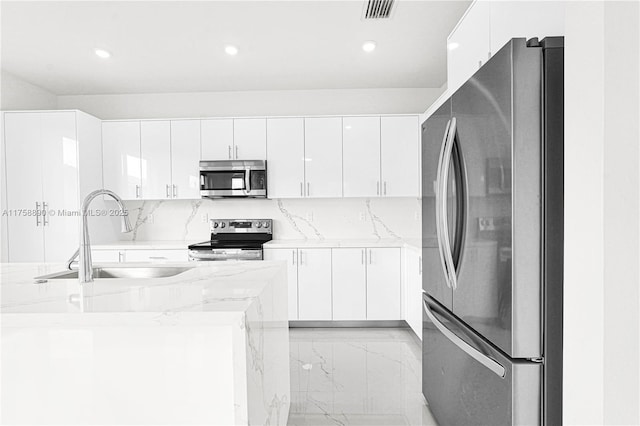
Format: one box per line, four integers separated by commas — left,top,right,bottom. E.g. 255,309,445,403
362,0,395,20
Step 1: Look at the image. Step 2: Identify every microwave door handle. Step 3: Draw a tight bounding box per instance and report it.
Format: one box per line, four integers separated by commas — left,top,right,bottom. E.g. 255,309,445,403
245,168,251,193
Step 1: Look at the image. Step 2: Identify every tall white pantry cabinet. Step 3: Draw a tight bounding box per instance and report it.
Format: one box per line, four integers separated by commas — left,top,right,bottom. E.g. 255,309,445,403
1,111,104,262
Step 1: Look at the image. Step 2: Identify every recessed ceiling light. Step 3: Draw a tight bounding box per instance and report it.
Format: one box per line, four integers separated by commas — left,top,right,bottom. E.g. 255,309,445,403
225,45,239,56
94,48,111,59
362,41,377,53
447,42,460,51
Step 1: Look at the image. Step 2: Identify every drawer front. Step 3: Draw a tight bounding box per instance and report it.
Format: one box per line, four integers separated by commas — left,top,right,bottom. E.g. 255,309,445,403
124,249,188,262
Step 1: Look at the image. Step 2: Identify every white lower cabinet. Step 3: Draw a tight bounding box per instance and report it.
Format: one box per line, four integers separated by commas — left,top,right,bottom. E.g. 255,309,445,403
366,248,401,320
332,248,367,320
263,248,300,320
404,248,423,339
297,249,332,320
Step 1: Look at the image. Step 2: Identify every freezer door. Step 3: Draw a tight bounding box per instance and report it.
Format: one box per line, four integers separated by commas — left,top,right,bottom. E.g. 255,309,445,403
421,99,454,311
450,38,543,358
422,295,541,426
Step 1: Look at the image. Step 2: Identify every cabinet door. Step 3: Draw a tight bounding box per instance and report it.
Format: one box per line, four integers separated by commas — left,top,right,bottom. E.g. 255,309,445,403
41,112,80,262
366,248,401,320
343,116,380,197
201,119,233,160
405,249,422,339
304,117,343,198
124,249,188,262
4,112,45,262
170,120,201,199
331,248,367,320
447,0,491,93
102,121,141,200
264,248,299,320
381,116,419,197
297,248,332,320
233,118,266,160
140,121,172,200
266,118,305,198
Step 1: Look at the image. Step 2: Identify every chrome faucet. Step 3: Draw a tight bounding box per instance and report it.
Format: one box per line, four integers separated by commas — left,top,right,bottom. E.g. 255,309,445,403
66,189,133,283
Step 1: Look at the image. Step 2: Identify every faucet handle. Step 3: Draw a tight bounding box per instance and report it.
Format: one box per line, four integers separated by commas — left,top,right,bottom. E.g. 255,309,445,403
66,248,80,270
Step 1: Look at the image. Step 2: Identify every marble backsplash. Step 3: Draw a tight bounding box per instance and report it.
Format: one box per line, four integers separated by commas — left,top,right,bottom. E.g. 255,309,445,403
108,197,422,242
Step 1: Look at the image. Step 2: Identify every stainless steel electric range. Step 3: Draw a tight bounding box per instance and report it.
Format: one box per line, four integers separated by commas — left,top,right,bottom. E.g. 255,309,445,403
187,219,273,261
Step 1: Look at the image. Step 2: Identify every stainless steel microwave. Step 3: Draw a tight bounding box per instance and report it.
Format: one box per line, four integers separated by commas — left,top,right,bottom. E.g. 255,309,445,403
199,160,267,198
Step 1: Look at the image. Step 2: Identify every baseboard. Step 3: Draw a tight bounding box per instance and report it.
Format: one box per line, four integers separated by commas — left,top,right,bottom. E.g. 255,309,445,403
288,320,409,328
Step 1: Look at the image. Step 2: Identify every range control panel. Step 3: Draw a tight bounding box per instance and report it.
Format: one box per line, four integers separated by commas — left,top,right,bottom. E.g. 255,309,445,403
210,219,272,234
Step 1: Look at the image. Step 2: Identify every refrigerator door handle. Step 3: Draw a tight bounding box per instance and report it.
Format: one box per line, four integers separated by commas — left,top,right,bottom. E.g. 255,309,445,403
423,296,506,378
435,119,453,288
440,117,458,289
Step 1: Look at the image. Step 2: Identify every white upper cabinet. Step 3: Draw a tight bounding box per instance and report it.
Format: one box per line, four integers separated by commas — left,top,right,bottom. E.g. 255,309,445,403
380,116,419,197
201,119,233,160
233,118,266,160
447,0,491,93
343,116,381,197
140,121,172,200
266,118,305,198
366,248,401,320
102,121,141,199
332,248,367,320
170,120,201,199
304,117,343,198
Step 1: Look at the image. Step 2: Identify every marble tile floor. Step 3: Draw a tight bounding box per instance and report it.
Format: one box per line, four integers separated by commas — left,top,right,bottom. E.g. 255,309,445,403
287,328,438,426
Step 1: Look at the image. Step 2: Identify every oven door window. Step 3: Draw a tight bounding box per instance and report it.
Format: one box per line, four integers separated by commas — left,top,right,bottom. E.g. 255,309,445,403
201,171,247,190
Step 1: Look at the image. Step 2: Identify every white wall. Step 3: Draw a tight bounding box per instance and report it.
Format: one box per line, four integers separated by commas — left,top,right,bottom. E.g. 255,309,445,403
57,88,442,120
564,1,640,425
0,70,57,110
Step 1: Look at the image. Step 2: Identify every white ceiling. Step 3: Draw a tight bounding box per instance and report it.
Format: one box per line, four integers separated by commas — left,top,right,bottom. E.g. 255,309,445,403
1,1,470,96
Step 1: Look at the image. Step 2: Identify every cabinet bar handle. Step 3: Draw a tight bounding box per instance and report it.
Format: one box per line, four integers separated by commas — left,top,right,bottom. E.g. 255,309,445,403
292,250,295,265
118,251,124,263
35,202,41,226
135,185,141,198
300,182,303,197
419,256,422,274
235,145,239,159
307,182,310,197
228,145,232,159
384,182,387,196
166,184,171,198
369,249,372,265
361,249,365,265
376,181,380,196
173,184,177,198
299,250,303,266
42,202,49,226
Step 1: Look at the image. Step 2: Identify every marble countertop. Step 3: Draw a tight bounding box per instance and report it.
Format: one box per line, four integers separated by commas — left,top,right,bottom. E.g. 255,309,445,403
0,261,285,318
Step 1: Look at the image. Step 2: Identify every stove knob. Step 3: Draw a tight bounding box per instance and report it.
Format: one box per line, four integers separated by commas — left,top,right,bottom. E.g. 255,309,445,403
263,221,270,228
256,222,262,228
220,222,226,228
213,222,219,228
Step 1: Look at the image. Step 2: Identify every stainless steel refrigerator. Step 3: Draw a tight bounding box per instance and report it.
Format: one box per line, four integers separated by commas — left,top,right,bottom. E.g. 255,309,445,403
421,37,563,426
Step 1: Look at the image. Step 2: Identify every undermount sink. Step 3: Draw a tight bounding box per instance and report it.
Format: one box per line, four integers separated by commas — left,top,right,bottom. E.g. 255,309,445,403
35,266,194,281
